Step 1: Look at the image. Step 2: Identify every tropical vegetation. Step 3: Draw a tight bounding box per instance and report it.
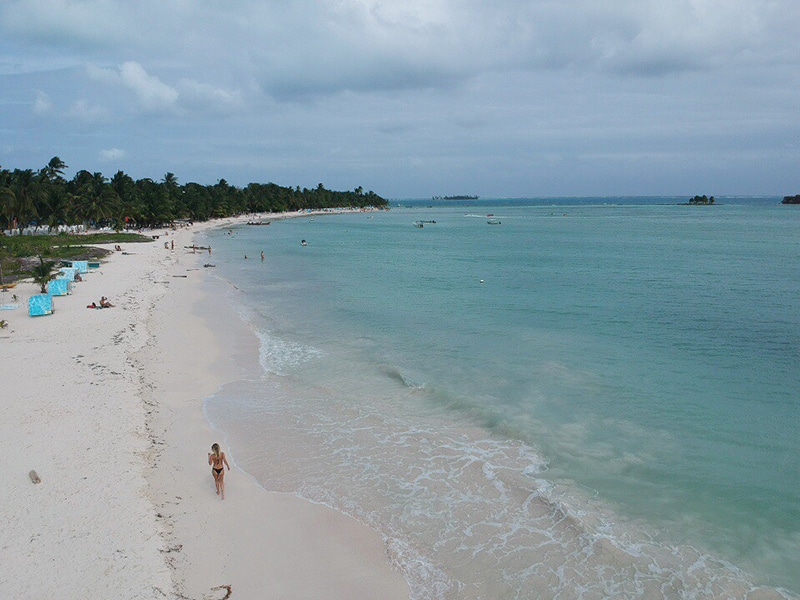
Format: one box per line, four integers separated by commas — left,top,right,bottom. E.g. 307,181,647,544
1,157,387,233
1,157,387,284
30,256,58,293
688,195,715,205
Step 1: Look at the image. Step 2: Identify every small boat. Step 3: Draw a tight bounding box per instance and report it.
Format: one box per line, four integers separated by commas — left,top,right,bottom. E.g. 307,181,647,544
413,221,424,228
487,219,501,225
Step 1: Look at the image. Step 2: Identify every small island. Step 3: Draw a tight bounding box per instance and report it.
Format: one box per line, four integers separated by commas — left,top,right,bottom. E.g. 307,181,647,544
686,195,715,205
782,195,800,204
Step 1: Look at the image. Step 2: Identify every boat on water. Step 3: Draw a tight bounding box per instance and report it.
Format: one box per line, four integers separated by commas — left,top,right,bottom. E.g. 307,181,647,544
413,221,424,228
487,219,501,225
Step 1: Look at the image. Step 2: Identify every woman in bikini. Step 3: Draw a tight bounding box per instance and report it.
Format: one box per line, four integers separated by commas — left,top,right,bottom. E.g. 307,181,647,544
208,443,230,499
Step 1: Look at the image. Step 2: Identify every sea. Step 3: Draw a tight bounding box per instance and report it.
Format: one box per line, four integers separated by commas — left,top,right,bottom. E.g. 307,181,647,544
197,197,799,599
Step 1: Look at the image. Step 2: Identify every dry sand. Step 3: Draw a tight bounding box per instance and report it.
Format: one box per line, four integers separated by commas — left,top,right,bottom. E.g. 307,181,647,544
0,217,408,599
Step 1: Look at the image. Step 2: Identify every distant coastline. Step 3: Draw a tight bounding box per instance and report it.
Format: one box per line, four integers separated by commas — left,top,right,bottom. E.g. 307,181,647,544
432,195,479,200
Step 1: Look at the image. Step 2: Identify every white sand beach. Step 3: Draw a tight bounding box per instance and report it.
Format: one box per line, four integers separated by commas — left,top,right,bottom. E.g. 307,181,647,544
0,216,408,599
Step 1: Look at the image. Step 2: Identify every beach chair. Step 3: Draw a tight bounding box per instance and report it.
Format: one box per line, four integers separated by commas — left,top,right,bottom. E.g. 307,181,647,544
72,261,89,274
28,294,53,316
48,278,72,296
58,267,78,281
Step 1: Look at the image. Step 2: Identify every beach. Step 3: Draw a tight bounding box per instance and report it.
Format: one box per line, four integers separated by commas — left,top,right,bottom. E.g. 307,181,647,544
0,216,408,599
4,201,798,599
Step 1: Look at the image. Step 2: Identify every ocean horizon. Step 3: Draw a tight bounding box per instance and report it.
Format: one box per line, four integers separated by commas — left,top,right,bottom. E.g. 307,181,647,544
199,197,799,598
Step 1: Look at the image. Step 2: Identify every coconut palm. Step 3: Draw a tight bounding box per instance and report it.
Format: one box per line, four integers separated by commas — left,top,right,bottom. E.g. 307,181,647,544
69,171,120,227
31,255,57,293
0,187,15,230
10,169,41,233
40,156,68,184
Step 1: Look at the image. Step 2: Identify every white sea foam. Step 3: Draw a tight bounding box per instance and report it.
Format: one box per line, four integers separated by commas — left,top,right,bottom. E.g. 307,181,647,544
205,371,796,600
255,329,322,376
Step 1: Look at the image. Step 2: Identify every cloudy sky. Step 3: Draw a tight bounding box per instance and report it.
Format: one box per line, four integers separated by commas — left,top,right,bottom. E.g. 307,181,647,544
1,0,798,198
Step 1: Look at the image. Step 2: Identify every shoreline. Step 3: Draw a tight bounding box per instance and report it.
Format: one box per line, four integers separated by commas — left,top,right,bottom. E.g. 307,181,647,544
1,211,408,599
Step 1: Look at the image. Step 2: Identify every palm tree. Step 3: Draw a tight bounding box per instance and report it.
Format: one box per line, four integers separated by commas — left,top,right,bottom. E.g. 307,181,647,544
40,156,68,184
70,171,120,227
31,256,57,293
0,187,15,231
10,169,41,233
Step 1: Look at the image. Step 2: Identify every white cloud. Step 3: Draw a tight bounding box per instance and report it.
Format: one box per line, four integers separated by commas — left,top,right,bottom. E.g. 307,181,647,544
6,0,800,98
32,90,52,114
99,148,126,162
67,99,108,121
119,61,178,111
177,79,244,113
1,0,800,195
88,61,178,112
0,0,128,48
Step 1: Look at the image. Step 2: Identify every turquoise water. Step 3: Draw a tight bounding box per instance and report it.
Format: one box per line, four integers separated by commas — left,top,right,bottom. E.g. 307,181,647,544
202,199,799,598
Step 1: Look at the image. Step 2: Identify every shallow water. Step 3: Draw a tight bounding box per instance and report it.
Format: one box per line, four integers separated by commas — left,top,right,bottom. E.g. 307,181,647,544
201,199,800,598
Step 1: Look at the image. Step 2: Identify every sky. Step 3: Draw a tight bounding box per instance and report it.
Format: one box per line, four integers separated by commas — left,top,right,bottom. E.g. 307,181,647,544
1,0,799,198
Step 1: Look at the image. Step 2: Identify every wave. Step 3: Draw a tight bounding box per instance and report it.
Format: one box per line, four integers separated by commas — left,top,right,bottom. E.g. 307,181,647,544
381,365,426,390
256,329,322,376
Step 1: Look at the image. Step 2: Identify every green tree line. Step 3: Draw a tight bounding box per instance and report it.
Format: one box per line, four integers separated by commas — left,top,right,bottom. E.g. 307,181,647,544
1,157,387,232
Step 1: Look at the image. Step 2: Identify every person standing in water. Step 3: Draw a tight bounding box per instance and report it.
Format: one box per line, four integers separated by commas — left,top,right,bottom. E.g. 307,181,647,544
208,443,230,499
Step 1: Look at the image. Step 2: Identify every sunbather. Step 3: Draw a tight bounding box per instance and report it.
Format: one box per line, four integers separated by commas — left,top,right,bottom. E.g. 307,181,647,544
99,296,115,308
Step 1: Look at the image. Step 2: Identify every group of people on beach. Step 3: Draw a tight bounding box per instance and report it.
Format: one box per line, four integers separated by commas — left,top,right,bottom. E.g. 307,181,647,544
86,296,115,309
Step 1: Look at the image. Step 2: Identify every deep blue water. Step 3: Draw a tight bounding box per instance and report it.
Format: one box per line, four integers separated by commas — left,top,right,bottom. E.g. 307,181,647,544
201,198,800,598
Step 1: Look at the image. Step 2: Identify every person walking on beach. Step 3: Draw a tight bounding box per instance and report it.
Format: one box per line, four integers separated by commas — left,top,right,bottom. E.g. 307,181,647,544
208,443,230,499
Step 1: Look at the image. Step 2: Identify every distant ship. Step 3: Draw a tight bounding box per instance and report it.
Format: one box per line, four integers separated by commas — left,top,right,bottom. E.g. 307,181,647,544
432,195,479,200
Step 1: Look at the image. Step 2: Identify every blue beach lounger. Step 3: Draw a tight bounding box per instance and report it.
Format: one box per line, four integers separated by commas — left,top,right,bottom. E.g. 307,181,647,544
28,294,53,316
72,261,89,274
48,278,71,296
58,267,78,281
